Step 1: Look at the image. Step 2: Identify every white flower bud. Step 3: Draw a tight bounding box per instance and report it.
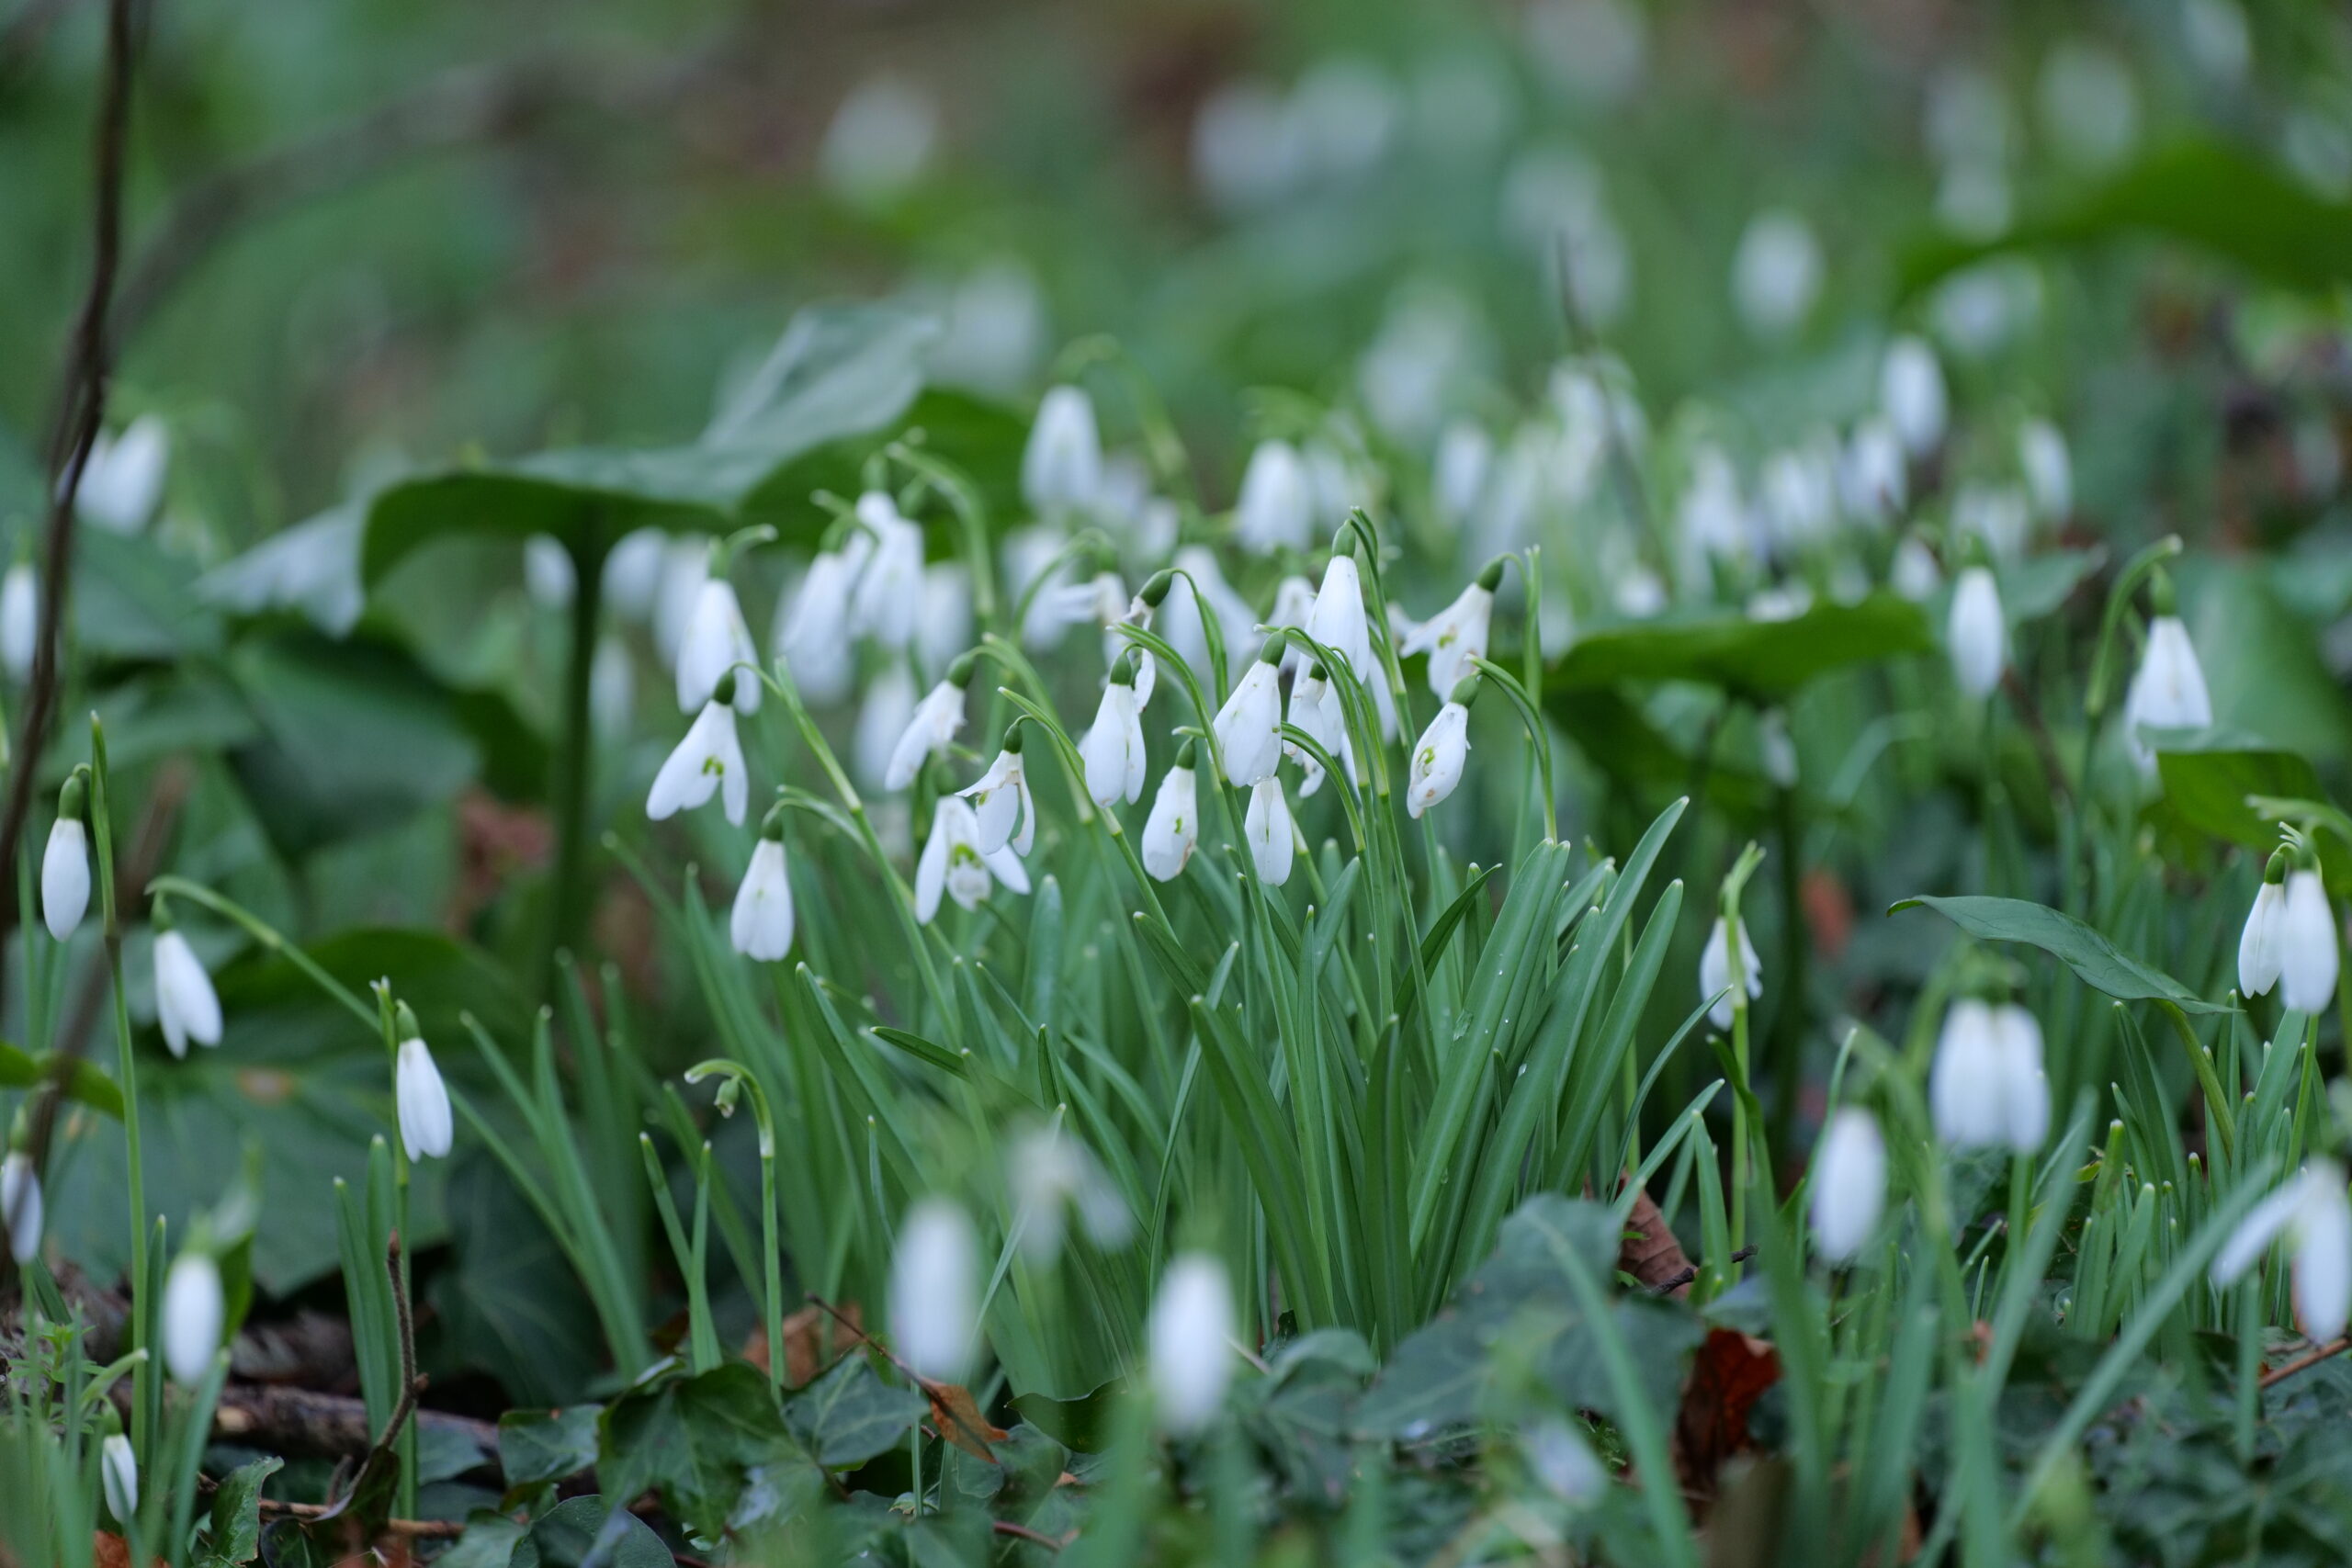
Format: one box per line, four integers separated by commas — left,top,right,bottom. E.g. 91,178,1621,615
2121,615,2212,769
1,1152,41,1265
1140,761,1200,882
2213,1162,2352,1345
1233,441,1313,556
161,1249,224,1385
1929,998,2048,1153
731,837,796,962
1080,678,1148,807
1808,1109,1885,1263
675,579,761,716
1211,659,1284,787
1023,387,1103,518
1244,777,1295,886
41,817,88,943
2240,876,2287,998
395,1037,453,1162
1880,335,1948,457
153,930,223,1059
889,1198,978,1382
0,564,36,682
1406,702,1471,818
1946,566,2007,698
1699,916,1762,1030
2279,870,2340,1016
1148,1253,1235,1435
101,1433,137,1524
884,678,967,792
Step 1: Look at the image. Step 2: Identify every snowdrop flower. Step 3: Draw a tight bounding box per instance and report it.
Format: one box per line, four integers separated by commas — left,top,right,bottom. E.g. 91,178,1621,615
1233,440,1314,555
1401,562,1499,696
0,563,35,682
1,1152,40,1264
648,678,750,827
394,1027,453,1163
1148,1254,1235,1435
76,415,168,534
1890,536,1941,601
853,660,919,793
1406,699,1471,818
523,536,574,607
1840,419,1907,525
731,817,796,962
847,492,927,651
604,528,669,623
100,1433,136,1524
1162,547,1258,677
1732,210,1822,338
2280,868,2340,1016
932,259,1047,396
1947,566,2007,697
883,654,975,791
2214,1163,2352,1344
1080,660,1148,807
153,926,223,1058
1431,421,1494,526
1306,550,1376,674
2240,856,2289,998
774,543,870,706
1245,776,1295,886
1700,915,1762,1030
1760,442,1838,551
1212,645,1285,786
1008,1122,1132,1264
675,571,762,716
1929,998,2050,1152
161,1248,224,1384
1108,573,1166,709
889,1198,977,1382
1523,1418,1605,1506
959,730,1037,857
2122,612,2212,767
591,637,635,736
819,75,937,205
1023,386,1102,518
2018,419,2073,523
1285,662,1356,796
651,539,710,669
41,774,88,943
1880,336,1949,457
1809,1109,1886,1263
1267,574,1317,677
2037,41,2139,172
1677,446,1753,584
919,563,976,679
1141,743,1202,882
914,795,1028,923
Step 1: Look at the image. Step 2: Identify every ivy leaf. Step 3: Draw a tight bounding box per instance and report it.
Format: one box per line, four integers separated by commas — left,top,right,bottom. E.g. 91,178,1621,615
196,1454,281,1567
1889,894,2231,1013
499,1404,603,1493
599,1362,805,1540
509,1496,674,1568
784,1352,927,1468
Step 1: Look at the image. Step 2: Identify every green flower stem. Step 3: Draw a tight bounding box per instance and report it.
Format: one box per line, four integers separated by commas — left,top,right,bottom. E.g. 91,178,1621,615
684,1058,786,1400
88,717,155,1473
371,981,417,1521
144,875,376,1030
1467,655,1557,843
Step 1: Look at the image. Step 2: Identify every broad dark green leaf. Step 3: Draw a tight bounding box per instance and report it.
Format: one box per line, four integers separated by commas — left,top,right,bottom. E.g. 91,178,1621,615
425,1511,527,1568
2184,561,2352,763
2153,731,2323,851
1544,593,1933,700
436,1153,605,1411
499,1404,605,1491
1011,1380,1120,1454
509,1496,673,1568
198,1454,282,1567
1544,686,1772,820
1890,893,2230,1013
601,1362,807,1538
76,528,224,660
783,1352,927,1468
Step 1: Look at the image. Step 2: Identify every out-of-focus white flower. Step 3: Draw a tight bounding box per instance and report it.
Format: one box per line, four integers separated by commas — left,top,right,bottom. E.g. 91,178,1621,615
1525,0,1648,104
920,563,976,680
1953,483,2030,559
603,528,668,623
2280,869,2340,1016
1406,702,1471,818
1947,566,2007,698
1304,442,1360,536
651,537,709,669
1929,998,2049,1152
1193,80,1301,213
1267,574,1317,677
2122,615,2211,767
1891,536,1941,602
524,536,574,607
1678,446,1751,579
1746,583,1811,623
731,830,796,962
649,694,750,827
1614,565,1668,619
1810,1108,1885,1263
154,928,223,1059
395,1036,453,1162
960,740,1036,857
1400,570,1495,696
0,564,36,682
1141,750,1202,882
161,1248,223,1385
2181,0,2251,83
1732,210,1822,338
676,576,762,716
1,1152,41,1265
1840,418,1907,525
1234,441,1315,556
1023,386,1103,518
1080,665,1148,807
41,809,87,944
1431,422,1494,527
933,260,1047,396
2018,419,2073,524
1880,336,1949,457
1522,1417,1605,1506
889,1198,977,1381
1700,916,1761,1030
1244,776,1295,886
1760,441,1838,553
884,668,971,792
591,637,635,736
1213,652,1285,786
1148,1254,1235,1435
848,492,927,651
2038,41,2140,172
819,75,937,206
2240,864,2288,998
914,795,1027,922
1285,662,1356,796
1359,288,1482,445
100,1433,137,1524
2213,1161,2351,1344
775,542,872,706
854,660,919,794
1289,57,1400,184
76,416,169,534
1008,1122,1131,1264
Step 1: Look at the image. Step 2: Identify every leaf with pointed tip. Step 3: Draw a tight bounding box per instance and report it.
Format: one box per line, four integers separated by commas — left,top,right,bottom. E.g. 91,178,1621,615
1889,894,2230,1013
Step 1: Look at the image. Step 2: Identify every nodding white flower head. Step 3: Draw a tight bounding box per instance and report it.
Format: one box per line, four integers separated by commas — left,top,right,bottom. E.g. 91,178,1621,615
2121,611,2212,769
1162,547,1258,676
2,1151,41,1265
1929,998,2050,1152
2240,858,2289,998
161,1247,224,1385
2213,1162,2352,1344
774,542,872,706
1732,209,1823,338
1699,915,1763,1030
1432,421,1494,526
854,660,919,793
1148,1253,1236,1435
100,1432,137,1524
676,573,761,716
1880,335,1949,457
1023,386,1103,518
914,794,1028,923
1810,1108,1886,1264
41,773,89,944
1267,574,1318,677
394,1023,453,1163
2018,418,2073,523
889,1197,978,1382
1212,644,1286,786
1678,446,1752,576
1406,698,1472,819
1401,561,1500,696
1009,1122,1133,1265
959,729,1037,857
1285,662,1357,797
1523,1418,1605,1506
1306,548,1376,681
1245,776,1295,886
1947,565,2007,698
524,535,575,608
883,654,976,792
731,819,797,962
1141,742,1202,882
921,562,976,677
847,492,927,650
77,415,169,534
1840,418,1908,525
1080,659,1149,807
153,925,223,1059
592,637,635,736
603,527,669,623
653,538,709,666
1233,440,1315,556
648,680,750,827
1890,535,1942,602
1111,571,1170,709
1,562,37,682
2280,867,2340,1016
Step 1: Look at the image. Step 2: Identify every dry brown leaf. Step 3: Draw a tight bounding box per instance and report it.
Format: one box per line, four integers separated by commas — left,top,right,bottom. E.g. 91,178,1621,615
1676,1327,1782,1499
1619,1184,1696,1296
926,1381,1009,1461
742,1299,864,1386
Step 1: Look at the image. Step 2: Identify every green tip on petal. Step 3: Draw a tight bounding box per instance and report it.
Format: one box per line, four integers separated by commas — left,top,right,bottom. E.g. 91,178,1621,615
2148,566,2177,618
1109,652,1136,686
1447,673,1482,706
1257,635,1287,667
56,772,85,823
1476,557,1507,592
713,671,739,707
2265,847,2291,885
761,803,787,840
1175,737,1198,769
948,650,979,687
1307,661,1329,682
393,1000,422,1041
1001,722,1026,756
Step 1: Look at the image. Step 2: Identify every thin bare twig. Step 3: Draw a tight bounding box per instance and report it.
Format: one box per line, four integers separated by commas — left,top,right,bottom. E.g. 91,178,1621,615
2260,1335,2350,1391
251,1499,464,1540
993,1519,1073,1551
805,1292,1004,1459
